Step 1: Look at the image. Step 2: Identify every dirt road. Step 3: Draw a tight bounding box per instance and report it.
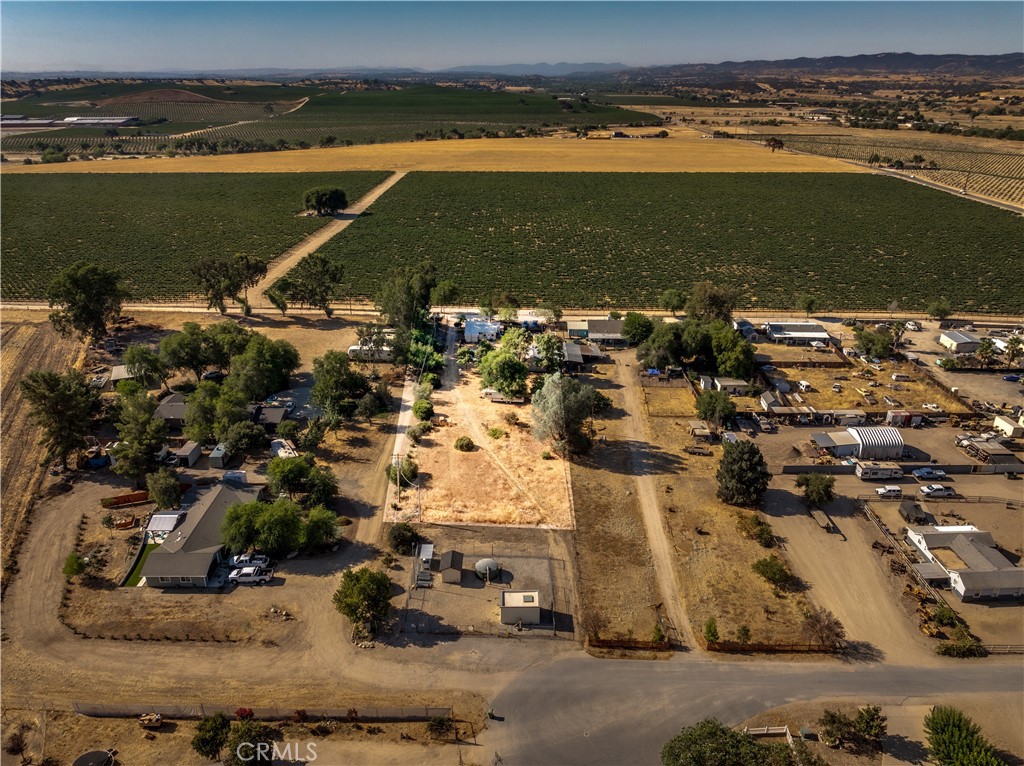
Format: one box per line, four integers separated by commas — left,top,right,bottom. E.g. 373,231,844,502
609,353,695,646
252,171,407,306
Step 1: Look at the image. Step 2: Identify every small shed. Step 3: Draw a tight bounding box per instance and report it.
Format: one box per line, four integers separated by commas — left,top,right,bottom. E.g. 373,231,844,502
887,410,924,428
760,392,779,412
439,550,463,584
173,441,202,468
939,331,980,354
500,590,541,625
688,420,712,442
208,443,230,469
715,377,748,396
899,500,927,524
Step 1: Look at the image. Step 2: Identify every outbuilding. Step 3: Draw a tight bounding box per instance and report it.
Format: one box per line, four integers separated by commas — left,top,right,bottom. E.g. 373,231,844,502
154,393,188,430
905,525,1024,600
939,331,981,354
500,590,542,625
208,443,230,469
714,377,748,396
993,414,1024,439
765,322,832,346
850,426,904,460
465,318,501,343
439,550,463,584
172,441,202,468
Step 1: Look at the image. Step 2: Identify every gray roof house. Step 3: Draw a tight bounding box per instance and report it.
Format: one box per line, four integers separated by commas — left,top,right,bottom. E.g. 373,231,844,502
142,483,260,588
905,525,1024,600
154,393,188,430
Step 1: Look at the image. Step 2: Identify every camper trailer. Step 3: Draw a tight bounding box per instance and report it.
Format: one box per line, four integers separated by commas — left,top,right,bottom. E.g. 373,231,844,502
855,461,903,480
481,388,526,404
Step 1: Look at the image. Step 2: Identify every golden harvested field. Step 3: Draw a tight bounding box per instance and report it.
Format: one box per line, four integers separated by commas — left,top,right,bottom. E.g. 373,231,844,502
0,132,864,174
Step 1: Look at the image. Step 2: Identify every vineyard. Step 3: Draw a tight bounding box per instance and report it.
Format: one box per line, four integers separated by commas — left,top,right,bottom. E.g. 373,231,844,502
2,84,660,155
737,132,1024,205
301,171,1024,313
0,171,390,300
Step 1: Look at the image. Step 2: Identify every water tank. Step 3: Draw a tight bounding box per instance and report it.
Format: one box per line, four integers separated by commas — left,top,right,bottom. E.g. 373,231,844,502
475,558,500,581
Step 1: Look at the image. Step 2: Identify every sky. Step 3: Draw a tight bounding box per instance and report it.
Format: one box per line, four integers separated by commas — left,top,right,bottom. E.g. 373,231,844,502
2,1,1022,73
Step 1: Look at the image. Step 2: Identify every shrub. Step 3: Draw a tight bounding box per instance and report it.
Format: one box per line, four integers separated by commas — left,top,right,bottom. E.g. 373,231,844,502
415,382,433,401
63,552,85,577
4,730,26,756
736,512,775,548
412,399,433,421
385,456,418,485
541,450,554,460
501,411,520,427
421,372,441,389
407,421,432,444
191,712,230,760
487,427,506,439
736,624,751,643
752,555,793,587
234,707,254,720
426,716,455,739
931,602,960,628
388,522,419,555
454,436,475,452
652,623,666,642
703,617,719,643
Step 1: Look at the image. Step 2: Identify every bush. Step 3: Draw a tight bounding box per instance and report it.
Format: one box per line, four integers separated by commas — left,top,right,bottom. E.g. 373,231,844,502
931,601,960,628
501,411,520,427
487,427,506,439
421,372,441,389
63,552,86,577
652,622,666,642
4,730,26,756
736,512,775,548
191,712,231,760
426,716,455,739
703,617,719,643
752,555,793,587
275,419,302,441
454,436,475,452
415,382,434,401
541,450,554,460
412,399,434,421
385,456,418,485
407,421,433,444
388,522,419,555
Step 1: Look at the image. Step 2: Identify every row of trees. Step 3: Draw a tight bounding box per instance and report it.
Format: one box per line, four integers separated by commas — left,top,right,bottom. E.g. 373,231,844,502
221,497,338,558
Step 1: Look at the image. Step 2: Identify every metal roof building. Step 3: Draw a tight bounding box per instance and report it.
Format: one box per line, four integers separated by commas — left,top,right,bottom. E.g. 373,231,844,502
849,426,904,460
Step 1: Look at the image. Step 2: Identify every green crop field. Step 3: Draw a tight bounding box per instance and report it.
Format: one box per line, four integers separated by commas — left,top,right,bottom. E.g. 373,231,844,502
304,172,1024,313
0,171,390,300
2,84,660,155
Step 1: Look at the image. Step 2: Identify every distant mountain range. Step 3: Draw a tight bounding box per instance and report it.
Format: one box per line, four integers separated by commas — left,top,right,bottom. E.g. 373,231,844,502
4,52,1021,81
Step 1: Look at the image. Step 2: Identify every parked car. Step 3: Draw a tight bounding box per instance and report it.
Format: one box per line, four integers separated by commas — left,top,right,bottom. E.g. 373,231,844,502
201,370,226,382
230,553,272,568
912,468,947,481
919,484,956,498
228,566,274,585
1003,375,1021,383
875,486,903,499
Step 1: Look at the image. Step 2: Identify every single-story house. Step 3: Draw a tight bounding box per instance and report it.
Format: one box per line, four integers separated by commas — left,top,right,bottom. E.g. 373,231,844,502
715,377,748,396
248,404,288,433
142,484,261,587
154,393,188,430
500,590,542,625
905,525,1024,601
439,550,463,584
939,330,981,354
733,319,760,342
765,322,832,346
465,318,501,343
566,319,627,346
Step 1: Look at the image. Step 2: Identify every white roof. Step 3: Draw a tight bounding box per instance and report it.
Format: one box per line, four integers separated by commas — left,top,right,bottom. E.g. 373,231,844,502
270,439,298,458
766,322,830,339
146,511,185,532
850,426,903,450
501,590,540,608
940,330,979,345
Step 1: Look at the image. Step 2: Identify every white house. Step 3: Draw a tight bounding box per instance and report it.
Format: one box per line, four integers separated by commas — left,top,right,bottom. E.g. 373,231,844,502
765,322,832,346
714,377,748,396
464,318,501,343
905,525,1024,601
939,330,981,354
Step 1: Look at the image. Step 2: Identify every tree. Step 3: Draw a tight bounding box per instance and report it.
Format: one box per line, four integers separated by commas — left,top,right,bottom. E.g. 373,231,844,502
924,706,1001,766
385,455,418,486
192,712,231,761
19,369,100,469
531,372,596,455
534,332,565,372
225,335,300,403
221,421,266,456
1005,335,1023,367
289,251,344,316
63,552,86,578
426,716,455,740
305,465,339,507
661,719,780,766
375,261,437,336
204,321,253,371
795,473,835,509
927,298,953,321
622,312,655,345
795,294,818,317
159,322,211,382
110,390,167,487
303,505,338,550
221,501,263,553
818,710,855,748
184,381,222,444
696,390,736,426
122,344,169,391
190,256,242,314
46,260,128,343
736,624,751,643
231,252,268,304
716,441,771,507
332,567,393,633
855,328,894,360
478,349,529,399
765,136,785,152
685,281,739,323
478,297,497,320
387,522,419,554
311,350,368,418
429,280,459,313
659,289,686,316
803,605,846,646
703,617,719,643
267,454,314,498
637,322,686,369
224,719,277,766
752,555,793,586
976,338,997,368
500,327,533,361
355,393,379,422
536,302,563,323
303,187,348,216
853,706,887,752
254,498,304,556
147,468,182,510
412,399,434,420
713,331,756,380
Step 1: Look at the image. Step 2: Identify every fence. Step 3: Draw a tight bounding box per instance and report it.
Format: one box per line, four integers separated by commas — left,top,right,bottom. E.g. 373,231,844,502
743,725,795,746
984,645,1024,655
859,501,943,602
703,639,838,654
586,636,671,651
72,702,452,722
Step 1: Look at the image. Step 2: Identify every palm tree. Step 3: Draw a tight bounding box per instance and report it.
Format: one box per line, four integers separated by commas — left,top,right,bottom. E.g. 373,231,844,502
976,338,997,368
1005,335,1023,368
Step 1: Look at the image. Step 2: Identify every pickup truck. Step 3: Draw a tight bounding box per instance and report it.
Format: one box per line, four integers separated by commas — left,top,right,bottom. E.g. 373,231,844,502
919,484,956,498
228,565,274,585
911,467,947,481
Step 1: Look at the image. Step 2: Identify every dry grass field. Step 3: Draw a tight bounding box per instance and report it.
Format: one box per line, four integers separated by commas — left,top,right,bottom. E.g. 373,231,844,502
0,132,863,174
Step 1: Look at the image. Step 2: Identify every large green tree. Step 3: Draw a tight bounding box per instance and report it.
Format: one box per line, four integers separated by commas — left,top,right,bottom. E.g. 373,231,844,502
710,323,756,380
289,251,345,317
685,281,740,324
221,501,264,553
225,335,300,402
266,454,314,498
190,256,242,315
303,187,348,216
659,289,686,316
374,261,437,357
855,328,894,359
204,321,253,371
146,468,182,510
159,322,211,382
46,261,128,343
716,441,771,507
533,333,565,372
332,566,394,633
254,499,304,557
122,344,170,391
479,349,529,399
302,505,339,550
110,390,168,487
531,372,596,455
926,298,953,321
191,712,231,761
19,369,101,469
696,390,736,426
795,473,836,509
622,312,656,345
311,350,368,419
230,252,268,304
924,706,1002,766
184,381,223,444
224,719,277,766
661,719,791,766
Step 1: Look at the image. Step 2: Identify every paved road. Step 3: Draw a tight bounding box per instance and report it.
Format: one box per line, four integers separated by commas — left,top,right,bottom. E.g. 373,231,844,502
483,655,1024,765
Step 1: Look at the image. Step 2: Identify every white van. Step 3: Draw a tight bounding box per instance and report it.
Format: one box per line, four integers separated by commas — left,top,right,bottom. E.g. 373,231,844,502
798,381,812,393
891,373,911,382
875,486,903,499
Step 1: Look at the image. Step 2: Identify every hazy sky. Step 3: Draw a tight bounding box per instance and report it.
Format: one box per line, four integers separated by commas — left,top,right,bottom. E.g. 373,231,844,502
2,1,1022,72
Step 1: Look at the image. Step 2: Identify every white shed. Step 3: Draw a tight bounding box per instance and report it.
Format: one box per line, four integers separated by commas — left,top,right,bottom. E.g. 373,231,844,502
939,331,981,354
500,590,541,625
993,414,1024,438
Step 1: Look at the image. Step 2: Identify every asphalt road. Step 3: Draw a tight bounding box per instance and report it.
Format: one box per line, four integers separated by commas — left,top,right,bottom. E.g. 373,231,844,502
483,655,1024,765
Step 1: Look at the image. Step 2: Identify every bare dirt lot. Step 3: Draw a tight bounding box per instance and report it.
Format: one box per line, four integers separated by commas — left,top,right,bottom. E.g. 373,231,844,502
410,366,572,528
397,524,576,638
0,312,84,592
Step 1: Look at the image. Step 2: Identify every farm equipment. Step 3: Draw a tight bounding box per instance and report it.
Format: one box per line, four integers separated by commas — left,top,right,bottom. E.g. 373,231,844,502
138,713,162,730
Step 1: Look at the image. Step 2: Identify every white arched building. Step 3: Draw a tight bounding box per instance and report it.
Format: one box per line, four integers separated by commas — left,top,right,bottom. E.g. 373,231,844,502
812,425,904,460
